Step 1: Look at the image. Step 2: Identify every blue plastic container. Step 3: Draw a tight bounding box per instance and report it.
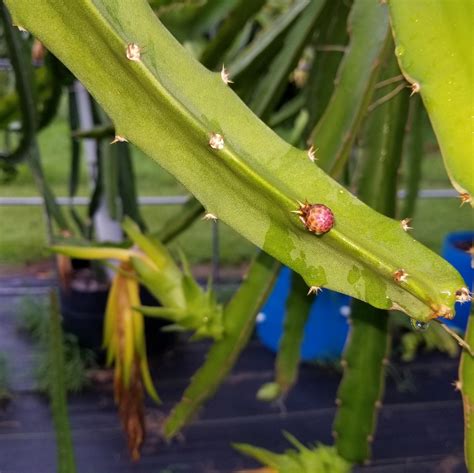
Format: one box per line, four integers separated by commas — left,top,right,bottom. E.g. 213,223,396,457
441,231,473,332
256,267,351,361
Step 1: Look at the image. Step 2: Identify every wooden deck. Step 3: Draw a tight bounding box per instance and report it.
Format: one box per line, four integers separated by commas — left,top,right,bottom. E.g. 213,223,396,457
0,280,467,473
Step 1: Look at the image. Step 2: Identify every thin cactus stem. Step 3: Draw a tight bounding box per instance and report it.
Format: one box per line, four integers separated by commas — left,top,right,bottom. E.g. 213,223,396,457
459,316,474,471
47,291,77,473
0,4,70,231
199,0,265,70
401,95,424,219
274,272,313,398
310,0,392,178
333,56,409,463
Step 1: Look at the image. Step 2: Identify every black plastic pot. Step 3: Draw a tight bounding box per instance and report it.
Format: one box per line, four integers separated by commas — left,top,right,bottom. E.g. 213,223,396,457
60,272,175,355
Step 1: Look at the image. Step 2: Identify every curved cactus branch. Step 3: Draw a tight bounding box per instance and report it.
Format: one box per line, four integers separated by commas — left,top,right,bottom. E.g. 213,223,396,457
5,0,465,323
389,0,474,205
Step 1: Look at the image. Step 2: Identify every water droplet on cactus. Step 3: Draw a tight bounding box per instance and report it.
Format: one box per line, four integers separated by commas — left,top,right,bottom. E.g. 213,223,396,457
410,319,430,331
395,45,405,57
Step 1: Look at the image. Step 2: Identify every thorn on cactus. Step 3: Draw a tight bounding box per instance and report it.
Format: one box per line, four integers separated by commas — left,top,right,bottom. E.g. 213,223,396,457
209,133,225,150
400,218,412,231
452,380,462,391
111,135,127,144
220,65,233,85
307,285,322,296
203,213,218,221
393,269,409,283
307,145,318,162
294,201,334,235
410,82,420,96
126,43,142,61
15,24,27,32
455,287,472,303
459,192,472,206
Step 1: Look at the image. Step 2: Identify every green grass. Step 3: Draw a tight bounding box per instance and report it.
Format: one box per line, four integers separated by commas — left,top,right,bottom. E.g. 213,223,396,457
0,112,472,266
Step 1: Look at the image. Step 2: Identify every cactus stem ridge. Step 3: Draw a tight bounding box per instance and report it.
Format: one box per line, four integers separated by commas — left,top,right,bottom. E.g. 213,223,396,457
208,133,225,150
126,43,141,61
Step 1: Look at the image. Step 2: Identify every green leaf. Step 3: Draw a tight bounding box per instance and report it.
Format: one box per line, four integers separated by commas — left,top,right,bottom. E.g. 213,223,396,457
389,0,474,204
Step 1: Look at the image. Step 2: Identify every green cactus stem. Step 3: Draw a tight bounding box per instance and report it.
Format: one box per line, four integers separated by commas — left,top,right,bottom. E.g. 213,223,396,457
333,57,409,463
310,0,391,178
5,0,465,323
460,315,474,472
47,291,77,473
258,272,313,402
305,0,350,131
389,0,474,206
199,0,265,70
401,95,424,219
248,0,326,121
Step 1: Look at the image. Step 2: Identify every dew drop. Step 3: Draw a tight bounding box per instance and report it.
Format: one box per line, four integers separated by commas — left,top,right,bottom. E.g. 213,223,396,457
410,319,430,331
